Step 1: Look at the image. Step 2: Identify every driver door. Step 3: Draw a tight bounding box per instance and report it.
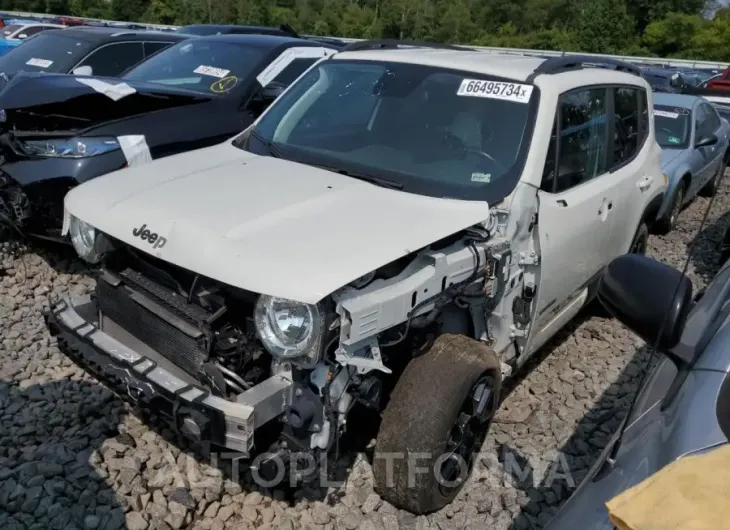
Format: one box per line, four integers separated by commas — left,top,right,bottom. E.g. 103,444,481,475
528,86,616,353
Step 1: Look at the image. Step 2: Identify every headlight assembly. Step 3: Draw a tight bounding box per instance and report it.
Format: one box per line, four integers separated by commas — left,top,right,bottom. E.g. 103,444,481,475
69,215,113,264
254,295,325,363
20,137,120,158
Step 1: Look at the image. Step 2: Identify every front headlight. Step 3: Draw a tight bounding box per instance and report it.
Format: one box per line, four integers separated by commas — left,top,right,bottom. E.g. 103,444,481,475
254,295,325,361
69,215,111,264
20,137,120,158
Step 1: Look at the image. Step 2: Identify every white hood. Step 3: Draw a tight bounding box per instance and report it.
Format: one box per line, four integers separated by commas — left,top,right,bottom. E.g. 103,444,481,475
65,142,491,304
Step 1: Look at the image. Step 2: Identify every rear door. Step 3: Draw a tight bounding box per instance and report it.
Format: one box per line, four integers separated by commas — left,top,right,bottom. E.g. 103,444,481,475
606,85,654,256
531,86,617,340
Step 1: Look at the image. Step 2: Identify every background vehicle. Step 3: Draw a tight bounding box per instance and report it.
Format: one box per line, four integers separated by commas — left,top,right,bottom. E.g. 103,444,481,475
0,20,64,55
653,92,729,233
545,252,730,529
176,23,301,36
0,33,339,240
641,67,686,92
176,23,347,47
0,27,189,82
46,45,664,516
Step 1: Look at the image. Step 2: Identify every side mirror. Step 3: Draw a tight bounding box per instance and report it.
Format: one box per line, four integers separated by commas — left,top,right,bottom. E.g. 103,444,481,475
597,254,693,351
72,65,93,76
696,133,719,148
669,73,684,89
17,33,27,39
260,81,286,102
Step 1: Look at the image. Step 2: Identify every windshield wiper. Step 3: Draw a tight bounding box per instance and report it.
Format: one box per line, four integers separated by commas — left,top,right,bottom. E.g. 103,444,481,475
238,128,283,158
314,164,403,190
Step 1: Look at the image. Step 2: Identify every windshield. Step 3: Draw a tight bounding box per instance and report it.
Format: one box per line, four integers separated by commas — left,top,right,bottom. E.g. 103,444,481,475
0,25,23,40
654,105,691,148
0,32,90,73
242,59,537,201
122,40,265,94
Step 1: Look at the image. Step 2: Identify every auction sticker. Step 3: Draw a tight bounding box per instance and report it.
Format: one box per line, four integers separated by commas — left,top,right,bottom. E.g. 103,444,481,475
193,65,230,78
26,58,53,68
654,110,679,119
457,79,533,103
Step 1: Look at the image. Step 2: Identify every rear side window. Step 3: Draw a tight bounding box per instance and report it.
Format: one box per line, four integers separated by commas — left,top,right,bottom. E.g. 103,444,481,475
75,42,145,77
703,103,722,132
542,87,609,193
144,41,171,58
612,87,647,169
270,57,317,87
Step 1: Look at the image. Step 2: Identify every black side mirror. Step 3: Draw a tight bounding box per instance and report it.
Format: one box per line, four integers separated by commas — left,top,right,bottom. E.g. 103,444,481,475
597,254,693,351
696,133,719,148
259,81,286,102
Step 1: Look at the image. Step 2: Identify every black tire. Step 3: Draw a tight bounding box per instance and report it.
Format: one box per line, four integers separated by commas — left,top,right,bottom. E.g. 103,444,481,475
629,222,649,255
373,334,501,514
654,183,686,235
699,160,726,197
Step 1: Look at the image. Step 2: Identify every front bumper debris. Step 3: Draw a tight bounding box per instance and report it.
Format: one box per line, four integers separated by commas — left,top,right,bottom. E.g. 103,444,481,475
45,295,293,455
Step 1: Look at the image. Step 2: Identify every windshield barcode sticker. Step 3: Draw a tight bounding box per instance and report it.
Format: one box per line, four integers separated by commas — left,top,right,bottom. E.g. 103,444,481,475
457,79,533,103
193,65,230,78
26,58,52,68
654,110,680,119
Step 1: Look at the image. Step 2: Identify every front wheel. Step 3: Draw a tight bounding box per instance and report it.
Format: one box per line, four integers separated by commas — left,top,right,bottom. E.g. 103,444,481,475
629,222,649,255
373,334,501,514
654,184,686,235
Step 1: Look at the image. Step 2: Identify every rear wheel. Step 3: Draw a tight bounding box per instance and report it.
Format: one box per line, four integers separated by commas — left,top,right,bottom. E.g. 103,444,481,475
700,159,727,197
373,334,501,514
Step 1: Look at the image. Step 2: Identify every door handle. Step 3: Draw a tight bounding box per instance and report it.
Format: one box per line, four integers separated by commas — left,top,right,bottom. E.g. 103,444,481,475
556,199,568,207
637,176,653,191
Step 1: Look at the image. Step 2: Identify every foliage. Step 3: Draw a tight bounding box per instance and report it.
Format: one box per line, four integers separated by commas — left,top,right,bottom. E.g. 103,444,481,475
6,0,730,62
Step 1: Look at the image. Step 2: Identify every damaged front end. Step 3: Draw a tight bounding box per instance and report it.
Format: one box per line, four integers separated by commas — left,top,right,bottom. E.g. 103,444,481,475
0,73,210,239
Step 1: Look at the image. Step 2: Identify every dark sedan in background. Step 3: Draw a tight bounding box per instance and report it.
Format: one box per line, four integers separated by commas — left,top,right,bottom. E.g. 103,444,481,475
0,33,339,240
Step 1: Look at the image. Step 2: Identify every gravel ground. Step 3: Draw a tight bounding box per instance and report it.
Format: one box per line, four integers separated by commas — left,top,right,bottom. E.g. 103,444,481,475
2,178,730,530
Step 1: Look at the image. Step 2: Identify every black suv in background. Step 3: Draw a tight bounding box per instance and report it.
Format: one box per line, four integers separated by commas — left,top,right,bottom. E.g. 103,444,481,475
0,27,190,80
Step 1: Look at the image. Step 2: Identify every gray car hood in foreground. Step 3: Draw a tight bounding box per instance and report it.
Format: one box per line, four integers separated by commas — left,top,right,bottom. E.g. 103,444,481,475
63,141,492,304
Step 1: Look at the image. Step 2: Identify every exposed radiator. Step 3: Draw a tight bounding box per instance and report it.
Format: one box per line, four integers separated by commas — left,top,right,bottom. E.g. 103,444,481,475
95,269,212,377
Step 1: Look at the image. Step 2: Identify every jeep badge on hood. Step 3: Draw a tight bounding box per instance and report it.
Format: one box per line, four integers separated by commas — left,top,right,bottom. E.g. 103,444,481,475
132,223,167,249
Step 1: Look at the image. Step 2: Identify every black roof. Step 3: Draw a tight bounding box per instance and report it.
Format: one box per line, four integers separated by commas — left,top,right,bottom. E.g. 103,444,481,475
177,24,295,36
193,33,339,49
43,27,191,44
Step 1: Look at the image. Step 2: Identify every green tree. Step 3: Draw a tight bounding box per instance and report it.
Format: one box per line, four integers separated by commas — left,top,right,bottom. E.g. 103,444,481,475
573,0,638,54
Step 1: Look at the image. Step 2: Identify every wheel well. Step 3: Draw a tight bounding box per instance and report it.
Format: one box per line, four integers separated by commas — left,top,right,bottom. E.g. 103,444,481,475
679,173,691,190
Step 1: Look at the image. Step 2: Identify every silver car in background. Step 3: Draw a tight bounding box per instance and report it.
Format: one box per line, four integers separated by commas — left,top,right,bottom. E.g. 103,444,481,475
544,252,730,529
653,92,729,233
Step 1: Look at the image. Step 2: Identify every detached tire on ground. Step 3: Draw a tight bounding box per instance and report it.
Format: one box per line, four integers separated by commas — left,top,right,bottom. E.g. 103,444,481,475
373,334,501,514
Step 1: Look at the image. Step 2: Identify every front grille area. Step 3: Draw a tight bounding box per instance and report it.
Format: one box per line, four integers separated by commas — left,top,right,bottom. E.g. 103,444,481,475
96,268,213,377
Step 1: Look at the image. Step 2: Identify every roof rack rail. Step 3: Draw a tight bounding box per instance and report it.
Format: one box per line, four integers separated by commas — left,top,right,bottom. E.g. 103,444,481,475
341,39,474,53
528,55,642,80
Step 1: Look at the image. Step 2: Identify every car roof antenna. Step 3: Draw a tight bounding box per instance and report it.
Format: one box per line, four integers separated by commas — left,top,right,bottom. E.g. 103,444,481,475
602,168,726,473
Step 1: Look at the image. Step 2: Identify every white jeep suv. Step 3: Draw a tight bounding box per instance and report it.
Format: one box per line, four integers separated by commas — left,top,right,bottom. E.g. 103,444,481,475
46,40,666,514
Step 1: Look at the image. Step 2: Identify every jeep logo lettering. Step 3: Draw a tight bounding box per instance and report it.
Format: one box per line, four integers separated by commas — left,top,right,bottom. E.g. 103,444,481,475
132,223,167,249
